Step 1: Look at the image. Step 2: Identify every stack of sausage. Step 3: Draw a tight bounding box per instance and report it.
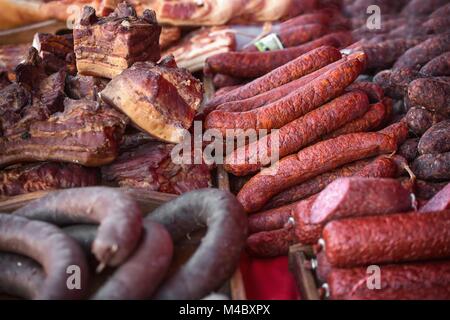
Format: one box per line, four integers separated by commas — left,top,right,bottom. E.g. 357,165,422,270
311,178,450,300
350,1,450,199
0,187,247,300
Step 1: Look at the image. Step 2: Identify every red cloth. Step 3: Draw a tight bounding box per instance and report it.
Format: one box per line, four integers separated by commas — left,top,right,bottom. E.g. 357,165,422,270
240,253,300,300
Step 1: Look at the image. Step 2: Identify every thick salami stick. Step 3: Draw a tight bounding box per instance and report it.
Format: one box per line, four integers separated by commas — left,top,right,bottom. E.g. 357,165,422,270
14,187,143,269
224,91,370,176
148,189,247,300
93,220,173,300
378,120,409,147
293,156,407,244
244,24,329,52
310,177,413,225
420,183,450,213
0,253,45,300
212,74,244,89
205,46,342,110
345,81,384,103
265,158,373,209
323,210,450,268
205,32,352,78
323,101,387,139
246,226,297,258
248,202,297,234
394,34,450,70
0,214,89,299
206,55,364,132
212,57,347,115
420,52,450,76
237,132,397,212
314,251,332,284
328,261,450,300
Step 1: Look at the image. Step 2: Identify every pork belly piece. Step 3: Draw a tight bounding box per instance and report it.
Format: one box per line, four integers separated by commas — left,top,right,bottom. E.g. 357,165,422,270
32,32,76,75
0,44,29,77
73,1,161,79
0,98,128,168
100,56,203,143
102,142,212,195
163,26,236,72
66,74,109,100
0,162,99,197
160,26,182,50
1,48,67,137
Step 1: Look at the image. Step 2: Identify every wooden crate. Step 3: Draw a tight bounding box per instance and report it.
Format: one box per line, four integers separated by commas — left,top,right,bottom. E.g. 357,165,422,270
288,244,323,300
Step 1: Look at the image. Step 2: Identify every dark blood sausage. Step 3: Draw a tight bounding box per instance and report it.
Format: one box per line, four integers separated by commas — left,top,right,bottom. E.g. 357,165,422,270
323,101,387,139
205,46,342,110
294,156,410,245
212,57,347,115
430,3,450,18
414,180,449,200
323,210,450,268
412,152,450,181
406,106,445,136
401,0,450,17
224,91,370,176
418,120,450,155
63,224,98,256
246,226,297,258
93,220,173,300
373,67,426,99
398,138,419,162
328,261,450,300
205,54,364,132
420,52,450,76
310,177,413,225
394,34,450,70
148,189,247,300
357,38,424,69
420,183,450,212
13,187,143,268
345,81,384,103
0,214,89,299
237,132,397,213
204,32,352,78
248,202,297,234
244,24,329,52
265,158,373,209
408,77,450,116
423,16,450,35
0,252,45,300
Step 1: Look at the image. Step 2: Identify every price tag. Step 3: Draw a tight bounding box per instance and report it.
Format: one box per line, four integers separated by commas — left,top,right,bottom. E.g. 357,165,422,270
254,33,284,52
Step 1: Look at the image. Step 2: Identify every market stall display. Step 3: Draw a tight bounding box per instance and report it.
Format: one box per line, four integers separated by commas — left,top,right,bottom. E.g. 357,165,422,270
0,0,450,300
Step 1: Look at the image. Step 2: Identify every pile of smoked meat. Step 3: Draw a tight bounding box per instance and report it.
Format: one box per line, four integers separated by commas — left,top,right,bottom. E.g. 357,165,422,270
0,0,450,300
